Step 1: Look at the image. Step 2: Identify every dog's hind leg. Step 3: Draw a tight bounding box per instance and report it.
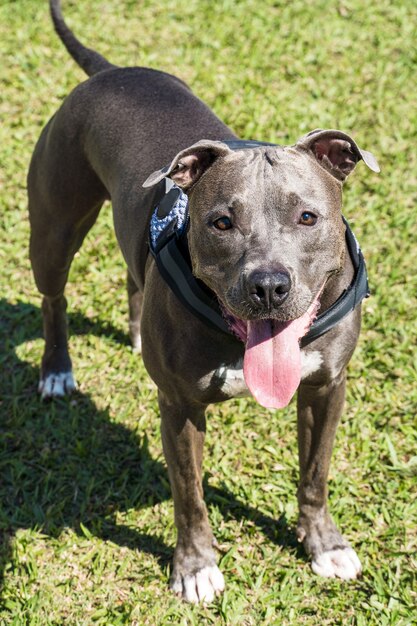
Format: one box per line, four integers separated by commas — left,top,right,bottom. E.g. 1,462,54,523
127,270,143,353
28,129,108,399
29,198,105,398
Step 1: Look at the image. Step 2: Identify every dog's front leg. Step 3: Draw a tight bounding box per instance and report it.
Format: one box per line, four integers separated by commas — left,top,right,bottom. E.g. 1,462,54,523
296,370,362,580
158,391,224,604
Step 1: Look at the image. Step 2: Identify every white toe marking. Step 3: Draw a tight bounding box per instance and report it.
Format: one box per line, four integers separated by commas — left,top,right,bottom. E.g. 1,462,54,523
176,565,225,604
312,548,362,580
208,564,225,593
183,574,199,604
196,568,215,604
170,577,183,595
301,350,323,380
38,372,77,399
132,335,142,353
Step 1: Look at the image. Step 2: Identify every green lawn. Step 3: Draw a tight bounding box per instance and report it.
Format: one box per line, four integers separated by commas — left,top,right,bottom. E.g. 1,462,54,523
0,0,416,624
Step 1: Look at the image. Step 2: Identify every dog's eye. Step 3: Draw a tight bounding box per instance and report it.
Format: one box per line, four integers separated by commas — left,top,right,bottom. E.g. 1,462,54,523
299,211,317,226
213,216,233,231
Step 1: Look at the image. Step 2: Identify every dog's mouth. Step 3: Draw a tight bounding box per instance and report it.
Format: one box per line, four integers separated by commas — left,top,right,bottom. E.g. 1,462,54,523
220,292,322,409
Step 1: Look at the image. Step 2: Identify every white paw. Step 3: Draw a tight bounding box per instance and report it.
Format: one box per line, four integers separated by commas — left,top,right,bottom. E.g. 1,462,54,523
312,547,362,580
171,565,225,604
131,334,142,353
38,371,77,399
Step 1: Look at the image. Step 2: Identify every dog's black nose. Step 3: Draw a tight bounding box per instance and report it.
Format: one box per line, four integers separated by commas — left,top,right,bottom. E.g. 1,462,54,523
248,270,291,309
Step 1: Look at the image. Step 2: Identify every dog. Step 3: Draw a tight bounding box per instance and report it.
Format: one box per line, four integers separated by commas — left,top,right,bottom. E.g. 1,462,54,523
28,0,379,604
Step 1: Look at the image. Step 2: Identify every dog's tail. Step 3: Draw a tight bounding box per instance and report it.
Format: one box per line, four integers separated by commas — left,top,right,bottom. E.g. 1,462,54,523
50,0,117,76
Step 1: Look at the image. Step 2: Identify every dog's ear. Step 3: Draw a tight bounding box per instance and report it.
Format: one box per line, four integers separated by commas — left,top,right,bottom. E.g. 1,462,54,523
295,129,380,181
143,140,232,189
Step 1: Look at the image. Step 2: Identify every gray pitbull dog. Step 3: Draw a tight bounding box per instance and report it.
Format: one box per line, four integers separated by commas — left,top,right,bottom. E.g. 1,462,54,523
28,0,379,604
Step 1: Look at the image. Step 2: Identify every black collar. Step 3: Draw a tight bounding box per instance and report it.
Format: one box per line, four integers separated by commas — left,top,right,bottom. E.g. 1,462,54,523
149,140,369,347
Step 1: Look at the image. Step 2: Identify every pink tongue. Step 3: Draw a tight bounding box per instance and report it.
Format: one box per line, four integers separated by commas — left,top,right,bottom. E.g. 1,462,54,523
243,310,314,410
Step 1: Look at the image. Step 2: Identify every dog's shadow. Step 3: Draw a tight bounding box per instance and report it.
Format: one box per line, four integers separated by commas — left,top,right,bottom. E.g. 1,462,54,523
0,299,298,588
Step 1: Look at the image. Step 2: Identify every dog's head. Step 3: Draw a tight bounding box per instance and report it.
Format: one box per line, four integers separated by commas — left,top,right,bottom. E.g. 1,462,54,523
144,130,379,408
144,130,378,322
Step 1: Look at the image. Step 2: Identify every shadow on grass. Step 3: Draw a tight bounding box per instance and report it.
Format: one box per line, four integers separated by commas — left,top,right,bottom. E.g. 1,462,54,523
0,298,299,589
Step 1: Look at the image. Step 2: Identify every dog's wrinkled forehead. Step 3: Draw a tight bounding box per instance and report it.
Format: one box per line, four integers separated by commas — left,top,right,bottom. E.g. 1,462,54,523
196,146,340,210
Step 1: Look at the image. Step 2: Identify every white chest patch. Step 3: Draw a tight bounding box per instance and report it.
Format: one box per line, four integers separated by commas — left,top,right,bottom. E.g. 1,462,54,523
301,350,323,380
214,359,249,397
214,351,323,398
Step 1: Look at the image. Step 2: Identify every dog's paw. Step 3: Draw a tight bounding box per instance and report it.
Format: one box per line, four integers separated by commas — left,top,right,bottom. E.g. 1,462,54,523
131,334,142,354
312,547,362,580
38,371,77,400
170,565,225,604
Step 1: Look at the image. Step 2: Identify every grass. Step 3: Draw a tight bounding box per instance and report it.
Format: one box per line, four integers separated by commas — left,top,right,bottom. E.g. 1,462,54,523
0,0,416,623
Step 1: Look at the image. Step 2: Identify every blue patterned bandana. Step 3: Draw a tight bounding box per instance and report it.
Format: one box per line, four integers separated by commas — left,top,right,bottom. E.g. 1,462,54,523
150,183,188,249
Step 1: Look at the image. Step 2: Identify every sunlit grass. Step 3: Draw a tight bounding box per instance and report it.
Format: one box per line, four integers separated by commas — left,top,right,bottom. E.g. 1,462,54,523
0,0,416,623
